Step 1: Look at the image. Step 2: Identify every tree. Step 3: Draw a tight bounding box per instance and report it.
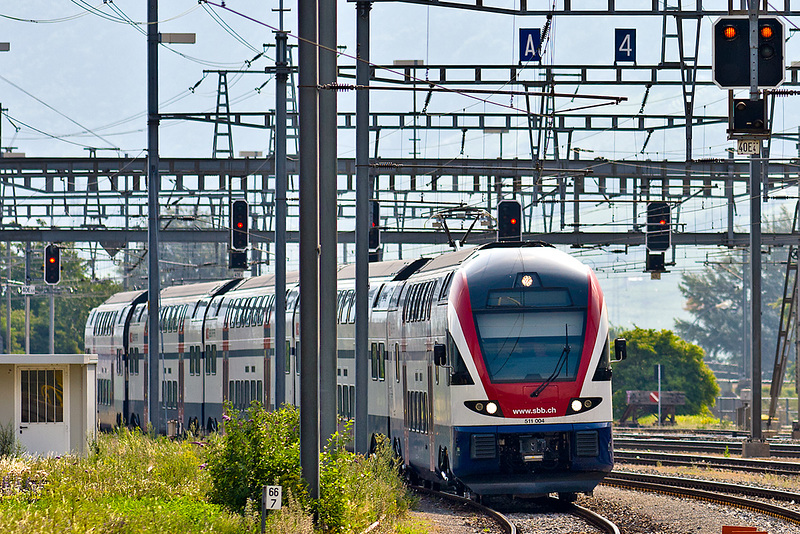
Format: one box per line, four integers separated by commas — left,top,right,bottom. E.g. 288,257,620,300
0,243,121,354
674,207,791,376
612,328,719,419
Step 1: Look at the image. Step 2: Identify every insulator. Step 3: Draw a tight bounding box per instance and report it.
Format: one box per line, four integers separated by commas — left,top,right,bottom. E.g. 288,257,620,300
371,162,403,168
318,82,356,92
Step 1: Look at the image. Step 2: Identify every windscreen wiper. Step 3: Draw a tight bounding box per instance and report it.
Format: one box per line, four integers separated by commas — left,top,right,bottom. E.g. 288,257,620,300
530,324,570,398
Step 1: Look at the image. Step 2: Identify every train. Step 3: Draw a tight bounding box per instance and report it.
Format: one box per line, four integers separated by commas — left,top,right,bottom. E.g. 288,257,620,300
85,241,627,499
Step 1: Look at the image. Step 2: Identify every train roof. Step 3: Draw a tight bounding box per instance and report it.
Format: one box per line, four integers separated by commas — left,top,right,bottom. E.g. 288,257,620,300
229,271,300,292
99,289,147,306
160,279,238,299
336,258,421,281
416,246,478,274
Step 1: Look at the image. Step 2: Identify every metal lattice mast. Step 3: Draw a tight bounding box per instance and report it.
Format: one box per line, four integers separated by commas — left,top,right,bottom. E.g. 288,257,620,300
212,72,234,159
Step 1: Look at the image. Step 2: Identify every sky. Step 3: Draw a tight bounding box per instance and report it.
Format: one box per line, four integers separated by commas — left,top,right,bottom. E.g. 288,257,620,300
4,1,800,331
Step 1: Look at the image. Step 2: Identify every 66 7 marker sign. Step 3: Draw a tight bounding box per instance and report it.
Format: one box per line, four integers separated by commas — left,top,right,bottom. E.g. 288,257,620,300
262,485,282,510
736,139,761,155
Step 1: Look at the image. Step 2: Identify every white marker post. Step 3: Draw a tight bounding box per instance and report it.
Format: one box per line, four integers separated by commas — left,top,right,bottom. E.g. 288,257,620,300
261,485,283,533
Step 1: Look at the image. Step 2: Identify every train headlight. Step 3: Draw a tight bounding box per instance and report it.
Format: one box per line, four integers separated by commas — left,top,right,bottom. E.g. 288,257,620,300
566,397,603,415
464,400,504,417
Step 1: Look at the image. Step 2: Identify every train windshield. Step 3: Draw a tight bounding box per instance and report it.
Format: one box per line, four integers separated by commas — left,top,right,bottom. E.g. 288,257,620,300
474,310,585,383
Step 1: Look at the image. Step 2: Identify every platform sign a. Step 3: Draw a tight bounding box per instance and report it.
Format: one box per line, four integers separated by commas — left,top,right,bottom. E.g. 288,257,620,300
519,28,541,62
615,28,636,63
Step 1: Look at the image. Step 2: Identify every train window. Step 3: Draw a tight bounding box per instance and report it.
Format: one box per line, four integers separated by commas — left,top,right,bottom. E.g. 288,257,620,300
192,300,205,320
337,385,343,416
370,343,378,380
342,384,350,419
211,345,217,375
349,386,355,420
296,341,301,375
179,305,187,331
372,284,385,308
402,285,414,323
395,344,400,383
244,297,255,327
257,380,263,404
417,283,427,321
237,298,247,328
230,299,240,328
250,381,256,405
250,296,260,326
423,392,429,433
486,289,572,308
253,295,265,326
285,341,291,374
265,295,275,324
439,272,454,302
228,381,235,406
344,290,356,324
448,334,474,385
378,343,386,381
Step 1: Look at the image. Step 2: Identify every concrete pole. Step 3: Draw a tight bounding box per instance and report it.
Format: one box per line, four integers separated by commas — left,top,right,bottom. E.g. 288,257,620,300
49,291,54,354
6,242,11,353
355,0,371,455
319,0,338,446
147,0,162,434
298,0,320,498
274,27,288,410
24,242,29,354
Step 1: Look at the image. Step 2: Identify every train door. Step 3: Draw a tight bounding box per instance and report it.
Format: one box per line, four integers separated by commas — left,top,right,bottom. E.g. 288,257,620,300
427,355,435,472
401,361,409,468
178,356,185,430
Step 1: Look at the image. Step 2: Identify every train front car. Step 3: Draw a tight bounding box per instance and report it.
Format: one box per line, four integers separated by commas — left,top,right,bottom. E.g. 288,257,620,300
445,243,618,499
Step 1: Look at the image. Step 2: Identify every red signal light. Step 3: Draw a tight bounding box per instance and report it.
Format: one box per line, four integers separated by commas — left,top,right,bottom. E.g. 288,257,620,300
510,218,518,225
723,25,737,39
659,219,667,225
760,25,774,39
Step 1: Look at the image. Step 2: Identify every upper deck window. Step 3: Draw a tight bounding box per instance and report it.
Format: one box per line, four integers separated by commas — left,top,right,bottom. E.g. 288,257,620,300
486,289,572,308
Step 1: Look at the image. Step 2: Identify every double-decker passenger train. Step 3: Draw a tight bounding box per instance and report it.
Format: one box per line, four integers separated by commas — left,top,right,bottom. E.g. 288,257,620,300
85,241,626,499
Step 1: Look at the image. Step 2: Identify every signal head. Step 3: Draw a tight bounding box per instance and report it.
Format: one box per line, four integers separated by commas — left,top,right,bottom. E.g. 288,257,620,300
760,24,774,39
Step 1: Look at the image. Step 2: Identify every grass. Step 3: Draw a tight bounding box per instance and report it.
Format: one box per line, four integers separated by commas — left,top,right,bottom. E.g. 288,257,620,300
0,428,253,534
0,422,422,533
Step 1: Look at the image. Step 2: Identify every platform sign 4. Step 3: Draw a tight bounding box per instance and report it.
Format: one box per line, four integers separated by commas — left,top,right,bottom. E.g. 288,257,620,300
615,29,636,63
519,28,541,62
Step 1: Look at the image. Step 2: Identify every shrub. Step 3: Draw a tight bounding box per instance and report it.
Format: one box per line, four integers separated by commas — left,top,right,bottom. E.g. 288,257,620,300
205,404,411,532
205,403,305,514
0,421,24,458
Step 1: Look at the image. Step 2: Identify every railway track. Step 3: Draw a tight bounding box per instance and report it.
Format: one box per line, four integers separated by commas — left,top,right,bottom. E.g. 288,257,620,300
615,450,800,476
603,471,800,527
411,486,620,534
615,436,800,458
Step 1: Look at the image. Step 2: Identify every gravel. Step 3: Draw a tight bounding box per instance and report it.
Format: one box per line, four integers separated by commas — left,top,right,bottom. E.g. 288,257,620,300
579,485,800,534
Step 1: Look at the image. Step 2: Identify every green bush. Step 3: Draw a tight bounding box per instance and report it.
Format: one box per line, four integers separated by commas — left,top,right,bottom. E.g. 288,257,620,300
206,403,306,514
0,420,24,458
206,404,411,532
